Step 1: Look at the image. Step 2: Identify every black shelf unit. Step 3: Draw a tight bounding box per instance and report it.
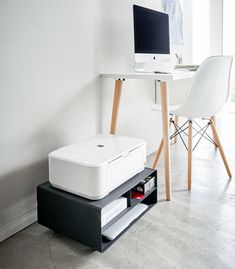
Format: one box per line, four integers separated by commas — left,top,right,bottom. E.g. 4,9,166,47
37,167,157,252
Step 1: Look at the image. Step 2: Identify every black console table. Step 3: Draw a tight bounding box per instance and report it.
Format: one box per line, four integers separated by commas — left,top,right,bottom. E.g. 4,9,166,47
37,167,157,252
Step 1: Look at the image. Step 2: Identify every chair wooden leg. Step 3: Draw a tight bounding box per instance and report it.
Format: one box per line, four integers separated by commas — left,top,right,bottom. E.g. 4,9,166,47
152,118,172,169
211,115,218,148
210,119,232,177
188,121,193,191
174,115,179,144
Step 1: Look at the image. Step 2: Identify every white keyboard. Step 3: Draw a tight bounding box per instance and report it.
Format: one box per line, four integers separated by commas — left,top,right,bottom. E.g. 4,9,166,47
102,203,148,240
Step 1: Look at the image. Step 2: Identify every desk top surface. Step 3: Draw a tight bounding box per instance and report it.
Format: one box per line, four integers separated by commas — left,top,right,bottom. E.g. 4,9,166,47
101,71,195,81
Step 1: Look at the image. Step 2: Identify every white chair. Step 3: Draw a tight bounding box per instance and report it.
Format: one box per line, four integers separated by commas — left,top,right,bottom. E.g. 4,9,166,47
152,56,233,190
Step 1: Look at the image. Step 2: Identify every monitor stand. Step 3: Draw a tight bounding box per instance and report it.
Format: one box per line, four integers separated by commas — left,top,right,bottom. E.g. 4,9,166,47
135,63,174,73
134,62,175,74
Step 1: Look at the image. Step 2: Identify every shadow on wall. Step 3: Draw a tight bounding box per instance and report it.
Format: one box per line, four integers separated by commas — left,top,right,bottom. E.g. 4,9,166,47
28,76,101,154
0,160,47,227
0,77,101,228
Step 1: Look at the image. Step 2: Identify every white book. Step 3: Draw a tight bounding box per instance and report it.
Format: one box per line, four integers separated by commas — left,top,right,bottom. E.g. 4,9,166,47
102,203,148,240
101,197,127,228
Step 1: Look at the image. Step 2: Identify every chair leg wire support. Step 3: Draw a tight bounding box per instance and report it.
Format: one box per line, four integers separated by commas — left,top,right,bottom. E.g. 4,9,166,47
170,119,218,151
152,117,231,179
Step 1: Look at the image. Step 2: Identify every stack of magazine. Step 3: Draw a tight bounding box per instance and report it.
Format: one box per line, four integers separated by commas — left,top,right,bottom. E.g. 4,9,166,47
175,64,199,72
101,197,127,228
101,197,149,240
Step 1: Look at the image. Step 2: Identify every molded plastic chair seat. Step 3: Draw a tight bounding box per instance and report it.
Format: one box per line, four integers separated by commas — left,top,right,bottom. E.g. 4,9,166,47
171,56,233,119
152,56,233,190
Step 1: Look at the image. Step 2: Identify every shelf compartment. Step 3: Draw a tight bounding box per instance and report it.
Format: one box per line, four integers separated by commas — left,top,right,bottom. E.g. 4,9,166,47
102,203,148,240
101,204,155,251
130,187,157,208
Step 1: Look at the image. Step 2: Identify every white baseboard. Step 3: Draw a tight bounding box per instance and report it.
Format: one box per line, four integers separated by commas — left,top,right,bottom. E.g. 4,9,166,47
0,209,37,243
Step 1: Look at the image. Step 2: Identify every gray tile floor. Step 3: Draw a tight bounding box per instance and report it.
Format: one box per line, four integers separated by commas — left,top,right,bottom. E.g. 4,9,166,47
1,115,235,269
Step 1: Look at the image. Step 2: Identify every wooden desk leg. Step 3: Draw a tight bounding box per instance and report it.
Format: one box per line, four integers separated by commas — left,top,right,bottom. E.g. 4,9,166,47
110,79,123,134
160,82,171,201
152,118,172,169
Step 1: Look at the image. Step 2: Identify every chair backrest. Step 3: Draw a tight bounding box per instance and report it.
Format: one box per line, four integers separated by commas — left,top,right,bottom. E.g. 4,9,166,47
176,56,233,119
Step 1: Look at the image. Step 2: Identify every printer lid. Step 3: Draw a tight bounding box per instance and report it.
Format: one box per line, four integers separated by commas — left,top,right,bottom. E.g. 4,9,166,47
49,134,146,167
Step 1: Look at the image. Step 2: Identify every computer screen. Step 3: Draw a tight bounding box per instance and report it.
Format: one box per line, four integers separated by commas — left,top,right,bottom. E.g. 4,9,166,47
133,5,170,55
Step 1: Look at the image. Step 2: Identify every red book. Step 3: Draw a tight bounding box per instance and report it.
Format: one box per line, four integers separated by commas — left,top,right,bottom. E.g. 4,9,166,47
131,191,144,200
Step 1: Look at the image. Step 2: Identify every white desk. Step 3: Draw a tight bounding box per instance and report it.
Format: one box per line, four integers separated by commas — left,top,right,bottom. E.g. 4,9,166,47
101,71,195,201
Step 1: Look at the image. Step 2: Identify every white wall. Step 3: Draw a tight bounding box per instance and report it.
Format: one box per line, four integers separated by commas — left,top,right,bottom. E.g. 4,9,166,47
101,0,193,154
0,0,102,232
0,0,194,239
223,0,235,98
223,0,235,55
210,0,223,56
193,0,223,64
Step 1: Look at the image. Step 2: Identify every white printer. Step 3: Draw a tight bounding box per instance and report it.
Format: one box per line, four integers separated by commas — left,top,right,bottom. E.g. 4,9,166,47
49,134,146,200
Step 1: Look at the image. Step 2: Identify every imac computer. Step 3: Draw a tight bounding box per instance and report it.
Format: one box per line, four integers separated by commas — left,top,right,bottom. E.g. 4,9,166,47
133,5,173,73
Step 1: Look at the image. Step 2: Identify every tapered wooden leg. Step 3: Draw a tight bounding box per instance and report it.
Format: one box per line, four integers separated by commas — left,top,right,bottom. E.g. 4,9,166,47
152,139,163,169
210,119,232,177
188,121,193,191
174,115,179,144
160,82,171,201
152,118,172,169
110,79,123,134
211,115,218,148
